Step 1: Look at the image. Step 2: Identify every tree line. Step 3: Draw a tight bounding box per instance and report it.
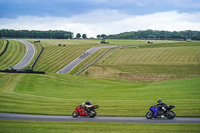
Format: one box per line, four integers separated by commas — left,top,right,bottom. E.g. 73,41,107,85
1,29,200,40
97,30,200,40
76,33,87,39
0,29,73,39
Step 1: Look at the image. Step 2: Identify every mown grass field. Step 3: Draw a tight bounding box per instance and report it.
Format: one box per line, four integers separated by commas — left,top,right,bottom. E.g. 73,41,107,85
33,46,90,72
0,39,199,117
24,40,43,70
25,39,148,73
0,39,40,70
0,39,200,132
0,39,52,70
0,39,5,53
78,41,200,81
27,39,147,47
26,39,105,72
0,72,199,117
0,39,26,70
101,44,200,74
0,120,199,133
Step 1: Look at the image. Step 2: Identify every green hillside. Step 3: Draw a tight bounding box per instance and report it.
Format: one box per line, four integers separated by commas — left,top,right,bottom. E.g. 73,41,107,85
77,41,200,80
0,40,26,70
27,39,147,73
0,72,199,117
0,39,4,50
0,39,199,117
33,46,90,72
0,39,200,133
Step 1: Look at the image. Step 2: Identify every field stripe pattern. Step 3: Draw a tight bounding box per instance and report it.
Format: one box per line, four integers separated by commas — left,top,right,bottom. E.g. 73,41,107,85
0,40,26,70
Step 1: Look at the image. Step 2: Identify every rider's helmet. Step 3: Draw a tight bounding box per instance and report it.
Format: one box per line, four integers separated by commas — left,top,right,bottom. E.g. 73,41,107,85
157,99,162,103
85,100,92,105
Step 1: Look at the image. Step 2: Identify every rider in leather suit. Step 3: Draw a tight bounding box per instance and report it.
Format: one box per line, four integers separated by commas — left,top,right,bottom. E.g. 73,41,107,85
81,100,93,114
157,99,168,113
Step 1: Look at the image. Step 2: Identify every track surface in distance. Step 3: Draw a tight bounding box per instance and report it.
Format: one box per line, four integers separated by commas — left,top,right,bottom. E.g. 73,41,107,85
57,46,116,74
13,40,35,69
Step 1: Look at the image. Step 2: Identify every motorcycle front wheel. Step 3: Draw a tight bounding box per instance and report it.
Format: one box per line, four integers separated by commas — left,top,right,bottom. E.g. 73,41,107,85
146,111,153,119
72,111,79,118
166,111,176,119
88,110,97,118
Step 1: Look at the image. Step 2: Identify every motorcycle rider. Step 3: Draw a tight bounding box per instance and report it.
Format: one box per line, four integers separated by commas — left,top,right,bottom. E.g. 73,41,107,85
156,99,168,113
81,100,93,114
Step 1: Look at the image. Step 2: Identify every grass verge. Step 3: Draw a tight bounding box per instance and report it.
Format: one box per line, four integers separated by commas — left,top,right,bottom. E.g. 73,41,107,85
0,120,199,133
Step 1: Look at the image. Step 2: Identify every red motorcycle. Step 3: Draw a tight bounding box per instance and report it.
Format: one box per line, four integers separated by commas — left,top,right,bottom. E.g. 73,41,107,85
72,105,99,118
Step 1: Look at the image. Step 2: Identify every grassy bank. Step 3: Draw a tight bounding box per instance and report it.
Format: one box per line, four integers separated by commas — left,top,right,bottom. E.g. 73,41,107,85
26,39,148,73
0,120,199,133
0,40,26,70
0,73,199,117
33,46,90,72
78,41,200,80
0,39,5,53
0,39,3,49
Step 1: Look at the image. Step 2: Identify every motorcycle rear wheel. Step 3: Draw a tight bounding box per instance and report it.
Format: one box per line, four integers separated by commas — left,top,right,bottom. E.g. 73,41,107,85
166,111,176,119
146,111,153,119
88,110,97,118
72,111,79,118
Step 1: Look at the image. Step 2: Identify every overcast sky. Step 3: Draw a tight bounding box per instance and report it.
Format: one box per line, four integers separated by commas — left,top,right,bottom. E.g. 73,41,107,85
0,0,200,37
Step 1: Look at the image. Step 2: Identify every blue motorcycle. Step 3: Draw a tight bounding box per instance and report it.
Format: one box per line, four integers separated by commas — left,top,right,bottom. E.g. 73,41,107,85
146,105,176,119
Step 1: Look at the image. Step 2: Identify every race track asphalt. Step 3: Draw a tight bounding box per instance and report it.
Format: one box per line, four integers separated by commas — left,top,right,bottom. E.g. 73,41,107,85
12,40,35,69
57,46,117,74
0,113,200,123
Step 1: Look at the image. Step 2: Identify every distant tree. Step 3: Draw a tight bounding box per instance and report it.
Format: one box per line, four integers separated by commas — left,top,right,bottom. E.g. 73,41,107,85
97,35,101,38
101,34,107,39
191,36,200,40
108,35,116,39
63,33,70,39
82,34,87,39
76,33,81,39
